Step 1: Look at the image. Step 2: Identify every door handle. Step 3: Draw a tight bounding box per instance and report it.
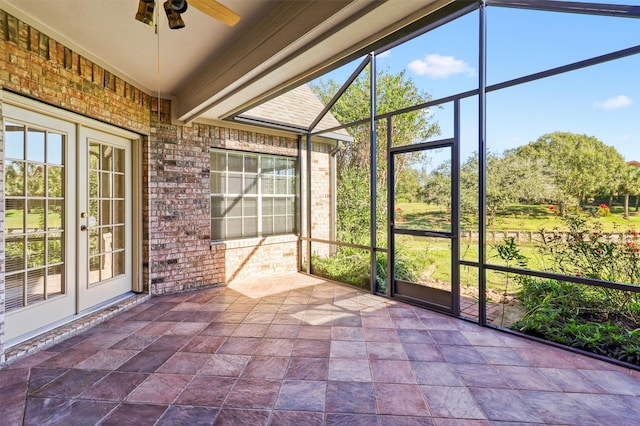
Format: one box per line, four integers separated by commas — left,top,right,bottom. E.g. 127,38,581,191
80,225,88,231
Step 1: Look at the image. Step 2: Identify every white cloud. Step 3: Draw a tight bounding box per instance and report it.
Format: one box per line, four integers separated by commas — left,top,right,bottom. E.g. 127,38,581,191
594,95,633,110
407,54,475,79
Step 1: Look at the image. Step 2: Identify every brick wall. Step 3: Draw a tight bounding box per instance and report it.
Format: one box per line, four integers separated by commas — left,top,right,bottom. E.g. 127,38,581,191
0,10,336,358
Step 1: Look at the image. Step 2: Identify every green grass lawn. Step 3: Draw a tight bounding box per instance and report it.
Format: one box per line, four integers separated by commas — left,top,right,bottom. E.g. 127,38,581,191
5,208,62,230
396,202,640,233
393,201,640,292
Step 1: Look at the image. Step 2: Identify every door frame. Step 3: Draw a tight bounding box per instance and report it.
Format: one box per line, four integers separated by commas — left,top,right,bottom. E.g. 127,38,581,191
387,102,460,316
2,91,143,345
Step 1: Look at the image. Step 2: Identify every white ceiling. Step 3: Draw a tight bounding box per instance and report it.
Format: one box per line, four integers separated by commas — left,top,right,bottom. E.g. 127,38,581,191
2,0,456,124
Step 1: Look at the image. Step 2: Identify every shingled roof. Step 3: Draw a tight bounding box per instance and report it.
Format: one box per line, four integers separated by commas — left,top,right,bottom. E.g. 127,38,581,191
240,84,351,141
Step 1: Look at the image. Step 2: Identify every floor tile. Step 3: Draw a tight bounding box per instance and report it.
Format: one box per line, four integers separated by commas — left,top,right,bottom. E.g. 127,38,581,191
326,381,376,413
175,376,237,406
366,342,408,360
291,339,331,357
217,337,262,355
126,373,192,404
36,399,117,425
79,371,148,401
330,340,367,358
224,378,281,409
373,383,430,416
363,327,400,342
370,359,416,384
286,357,328,380
116,350,174,373
403,343,445,362
156,405,219,426
213,408,270,425
254,338,295,356
101,402,168,426
275,380,326,412
200,354,251,377
520,390,599,425
75,349,138,370
181,335,227,353
328,358,372,382
379,415,436,425
157,352,211,375
242,356,289,380
567,392,640,424
31,369,107,398
326,413,379,425
468,388,542,423
268,410,323,426
411,362,463,386
421,385,486,419
578,369,640,395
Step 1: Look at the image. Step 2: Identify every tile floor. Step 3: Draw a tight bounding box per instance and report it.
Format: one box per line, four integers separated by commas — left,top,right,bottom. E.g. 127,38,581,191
1,273,640,425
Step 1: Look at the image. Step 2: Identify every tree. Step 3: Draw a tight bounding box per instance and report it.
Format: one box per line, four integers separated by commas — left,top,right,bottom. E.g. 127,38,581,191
459,151,554,226
619,165,640,219
311,67,440,244
515,132,626,215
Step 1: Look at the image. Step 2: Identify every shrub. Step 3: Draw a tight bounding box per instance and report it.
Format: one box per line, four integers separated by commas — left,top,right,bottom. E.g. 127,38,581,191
513,277,640,365
310,245,423,294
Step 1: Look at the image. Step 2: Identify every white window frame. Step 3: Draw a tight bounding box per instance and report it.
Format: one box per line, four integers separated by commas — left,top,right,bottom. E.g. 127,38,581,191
210,149,296,241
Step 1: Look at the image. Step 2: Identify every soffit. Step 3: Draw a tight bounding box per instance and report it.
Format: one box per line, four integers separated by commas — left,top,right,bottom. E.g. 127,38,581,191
2,0,457,124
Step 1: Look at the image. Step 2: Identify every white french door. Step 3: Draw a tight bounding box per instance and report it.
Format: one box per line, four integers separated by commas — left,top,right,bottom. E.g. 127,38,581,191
77,127,133,311
4,100,134,343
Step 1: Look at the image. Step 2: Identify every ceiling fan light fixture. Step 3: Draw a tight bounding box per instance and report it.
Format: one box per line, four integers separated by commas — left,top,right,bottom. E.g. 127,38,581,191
170,0,188,14
135,0,155,26
164,1,186,29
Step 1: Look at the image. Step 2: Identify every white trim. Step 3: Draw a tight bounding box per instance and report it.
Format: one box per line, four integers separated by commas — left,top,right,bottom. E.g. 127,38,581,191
1,91,143,140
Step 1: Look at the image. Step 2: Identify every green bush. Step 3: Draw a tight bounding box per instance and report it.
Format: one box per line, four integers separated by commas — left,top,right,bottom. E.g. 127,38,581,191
513,277,640,366
310,245,423,294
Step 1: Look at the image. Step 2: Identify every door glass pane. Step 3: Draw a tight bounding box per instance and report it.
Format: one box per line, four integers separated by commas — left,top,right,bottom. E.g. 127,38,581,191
113,174,125,198
48,232,63,264
5,160,25,196
102,253,113,280
48,166,63,197
48,199,63,230
113,251,125,276
113,148,125,173
27,199,46,232
27,268,46,305
27,128,46,162
113,225,125,250
101,172,112,197
6,236,25,272
27,234,45,266
48,265,63,295
48,133,63,165
6,273,25,311
394,148,452,232
5,122,25,159
113,200,125,224
101,145,113,171
6,199,25,233
27,164,45,196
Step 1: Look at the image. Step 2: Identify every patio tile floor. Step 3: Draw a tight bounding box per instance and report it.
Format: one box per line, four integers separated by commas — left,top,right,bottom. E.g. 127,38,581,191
1,272,639,425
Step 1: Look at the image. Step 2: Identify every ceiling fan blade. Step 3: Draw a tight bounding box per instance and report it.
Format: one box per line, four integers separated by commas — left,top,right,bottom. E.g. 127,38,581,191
189,0,241,26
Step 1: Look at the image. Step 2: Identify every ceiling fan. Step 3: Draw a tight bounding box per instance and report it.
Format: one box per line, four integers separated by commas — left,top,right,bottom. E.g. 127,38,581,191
135,0,240,29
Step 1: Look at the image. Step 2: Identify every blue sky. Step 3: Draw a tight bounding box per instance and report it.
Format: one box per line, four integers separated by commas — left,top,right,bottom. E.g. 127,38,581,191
314,2,639,163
